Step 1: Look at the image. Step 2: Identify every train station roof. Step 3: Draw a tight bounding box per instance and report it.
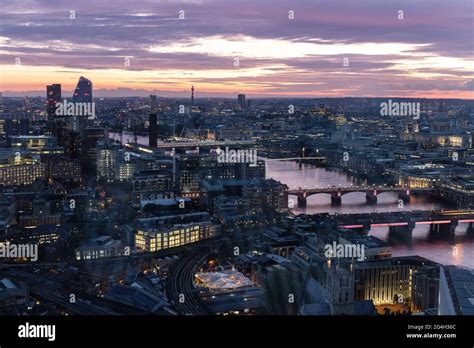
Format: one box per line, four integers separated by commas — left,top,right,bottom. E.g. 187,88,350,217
195,270,253,290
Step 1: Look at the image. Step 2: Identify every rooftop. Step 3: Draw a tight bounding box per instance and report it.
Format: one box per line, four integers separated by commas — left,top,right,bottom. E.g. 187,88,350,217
445,266,474,315
195,269,254,290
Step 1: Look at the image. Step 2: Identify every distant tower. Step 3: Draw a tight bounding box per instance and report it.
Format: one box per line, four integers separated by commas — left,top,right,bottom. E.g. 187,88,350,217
72,76,93,103
439,100,444,112
150,94,157,112
191,86,195,105
46,84,61,122
46,83,64,142
238,94,246,109
149,113,157,148
71,76,93,132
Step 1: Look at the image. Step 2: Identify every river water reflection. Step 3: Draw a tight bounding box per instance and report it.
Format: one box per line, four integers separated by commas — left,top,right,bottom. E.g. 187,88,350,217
110,133,473,268
266,160,473,268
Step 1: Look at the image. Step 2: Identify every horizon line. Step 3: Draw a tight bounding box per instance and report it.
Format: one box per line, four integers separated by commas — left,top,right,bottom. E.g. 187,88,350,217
1,94,473,101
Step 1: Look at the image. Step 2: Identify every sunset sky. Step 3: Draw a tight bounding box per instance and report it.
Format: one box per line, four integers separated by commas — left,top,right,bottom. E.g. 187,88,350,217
0,0,473,98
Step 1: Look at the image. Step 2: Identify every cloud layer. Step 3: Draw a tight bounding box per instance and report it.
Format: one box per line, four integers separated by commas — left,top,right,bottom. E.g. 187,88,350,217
0,0,473,98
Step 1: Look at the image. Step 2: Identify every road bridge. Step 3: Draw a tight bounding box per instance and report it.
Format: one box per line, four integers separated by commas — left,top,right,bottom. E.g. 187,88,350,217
288,186,432,207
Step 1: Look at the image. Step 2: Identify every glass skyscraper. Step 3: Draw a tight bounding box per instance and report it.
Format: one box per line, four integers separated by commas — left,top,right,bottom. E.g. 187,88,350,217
72,76,93,103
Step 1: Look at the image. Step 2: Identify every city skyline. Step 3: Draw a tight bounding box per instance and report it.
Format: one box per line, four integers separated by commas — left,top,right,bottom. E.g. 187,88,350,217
0,1,473,343
1,0,473,99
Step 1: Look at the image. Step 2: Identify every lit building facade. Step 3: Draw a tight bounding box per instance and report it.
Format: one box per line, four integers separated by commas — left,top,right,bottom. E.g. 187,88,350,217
43,155,81,182
96,140,120,181
0,151,45,186
354,257,437,306
397,164,443,188
135,221,220,252
75,236,122,261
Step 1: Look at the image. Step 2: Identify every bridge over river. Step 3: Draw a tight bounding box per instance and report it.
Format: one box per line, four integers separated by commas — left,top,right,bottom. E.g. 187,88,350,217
324,209,474,237
288,186,432,207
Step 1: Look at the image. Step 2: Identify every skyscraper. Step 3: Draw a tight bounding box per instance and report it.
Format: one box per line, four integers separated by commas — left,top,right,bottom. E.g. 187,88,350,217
46,84,61,122
71,76,93,132
149,113,157,148
72,76,93,103
191,86,195,105
150,94,157,113
46,84,65,143
238,94,246,109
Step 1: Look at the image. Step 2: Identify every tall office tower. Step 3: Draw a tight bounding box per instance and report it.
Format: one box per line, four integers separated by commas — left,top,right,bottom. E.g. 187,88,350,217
81,127,106,174
149,113,158,148
96,140,120,181
238,94,246,109
150,94,157,113
72,76,93,102
70,76,93,133
64,131,82,159
46,84,61,122
191,86,195,105
176,154,201,195
47,84,64,140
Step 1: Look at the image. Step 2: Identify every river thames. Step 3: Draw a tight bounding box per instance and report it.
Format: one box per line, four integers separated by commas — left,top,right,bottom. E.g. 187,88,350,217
266,160,473,268
111,132,473,268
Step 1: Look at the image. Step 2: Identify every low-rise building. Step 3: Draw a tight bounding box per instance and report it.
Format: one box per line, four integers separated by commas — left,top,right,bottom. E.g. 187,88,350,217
75,235,123,261
439,177,474,207
135,221,220,252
